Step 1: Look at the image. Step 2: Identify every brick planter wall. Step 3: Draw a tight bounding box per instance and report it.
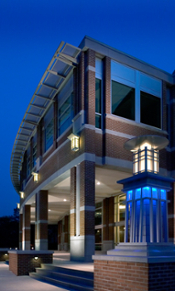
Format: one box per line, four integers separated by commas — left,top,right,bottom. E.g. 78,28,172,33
94,260,175,291
9,250,53,276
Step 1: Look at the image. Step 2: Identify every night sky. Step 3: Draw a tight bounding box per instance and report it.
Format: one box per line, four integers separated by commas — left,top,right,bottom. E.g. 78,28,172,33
0,0,175,217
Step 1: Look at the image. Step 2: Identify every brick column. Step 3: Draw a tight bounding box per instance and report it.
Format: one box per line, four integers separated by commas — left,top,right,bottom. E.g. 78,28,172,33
85,49,95,126
35,190,48,250
70,167,76,238
19,214,23,250
22,205,31,250
103,197,114,253
70,161,95,262
57,220,62,250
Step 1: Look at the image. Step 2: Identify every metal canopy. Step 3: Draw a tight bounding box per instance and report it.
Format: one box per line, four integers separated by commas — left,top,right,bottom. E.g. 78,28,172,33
10,41,81,194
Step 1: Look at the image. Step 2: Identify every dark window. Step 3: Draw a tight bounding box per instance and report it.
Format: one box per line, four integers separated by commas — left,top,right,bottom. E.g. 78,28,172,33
95,79,101,113
45,119,53,151
112,81,135,120
58,93,73,137
95,208,102,225
140,91,161,128
95,78,102,129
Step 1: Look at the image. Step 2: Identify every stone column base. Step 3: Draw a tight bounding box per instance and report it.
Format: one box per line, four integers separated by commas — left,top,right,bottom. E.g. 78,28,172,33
35,239,48,250
93,243,175,291
70,235,95,262
9,250,53,276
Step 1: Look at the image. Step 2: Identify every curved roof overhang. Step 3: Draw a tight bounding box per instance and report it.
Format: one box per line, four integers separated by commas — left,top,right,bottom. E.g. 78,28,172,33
10,41,81,194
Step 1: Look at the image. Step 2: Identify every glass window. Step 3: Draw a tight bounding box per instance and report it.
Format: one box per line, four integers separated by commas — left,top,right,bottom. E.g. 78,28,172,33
95,78,102,129
95,229,102,250
140,91,161,128
58,93,73,137
112,80,135,121
44,105,54,152
114,194,126,223
96,79,101,114
95,202,102,225
26,147,31,178
45,119,53,151
114,225,125,244
32,134,37,168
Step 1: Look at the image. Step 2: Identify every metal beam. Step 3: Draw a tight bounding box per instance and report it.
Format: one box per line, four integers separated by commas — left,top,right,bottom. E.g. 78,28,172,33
16,139,28,143
48,70,66,79
42,83,57,90
59,52,78,65
19,133,31,137
27,112,41,118
30,103,46,109
20,127,33,132
35,94,52,101
23,120,38,126
57,56,73,66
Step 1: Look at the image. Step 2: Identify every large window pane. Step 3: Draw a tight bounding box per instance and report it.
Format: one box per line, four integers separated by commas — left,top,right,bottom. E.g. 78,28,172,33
95,78,101,113
45,119,53,151
112,81,135,120
58,93,73,137
140,91,161,128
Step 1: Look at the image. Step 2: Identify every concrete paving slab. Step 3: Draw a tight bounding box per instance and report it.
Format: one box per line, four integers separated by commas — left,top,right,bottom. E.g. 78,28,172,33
0,262,67,291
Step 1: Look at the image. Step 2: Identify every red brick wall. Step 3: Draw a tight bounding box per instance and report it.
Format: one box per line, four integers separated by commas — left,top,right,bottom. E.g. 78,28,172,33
70,167,76,237
9,252,52,276
80,161,95,236
94,259,175,291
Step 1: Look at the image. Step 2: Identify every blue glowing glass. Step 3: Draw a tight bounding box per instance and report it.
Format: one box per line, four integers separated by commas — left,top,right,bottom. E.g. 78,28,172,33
152,188,158,199
161,189,166,200
127,190,133,201
142,187,151,198
135,188,141,199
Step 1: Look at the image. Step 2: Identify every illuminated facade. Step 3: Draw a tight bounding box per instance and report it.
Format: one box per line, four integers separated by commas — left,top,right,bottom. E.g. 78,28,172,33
10,36,175,261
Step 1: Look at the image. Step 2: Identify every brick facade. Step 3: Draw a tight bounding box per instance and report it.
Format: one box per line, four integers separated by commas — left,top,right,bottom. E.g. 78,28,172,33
15,36,175,261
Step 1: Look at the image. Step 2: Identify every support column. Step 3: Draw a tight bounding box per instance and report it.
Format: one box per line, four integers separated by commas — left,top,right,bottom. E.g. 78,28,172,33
70,161,95,262
103,197,114,253
35,190,48,250
57,220,62,250
19,214,23,250
22,205,31,250
64,215,69,251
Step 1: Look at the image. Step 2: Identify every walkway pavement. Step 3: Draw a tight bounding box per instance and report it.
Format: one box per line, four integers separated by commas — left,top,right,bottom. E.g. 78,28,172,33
0,252,94,291
0,262,67,291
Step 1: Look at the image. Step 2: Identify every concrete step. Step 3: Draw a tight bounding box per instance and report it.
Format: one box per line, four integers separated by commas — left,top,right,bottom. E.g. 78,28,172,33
29,265,94,291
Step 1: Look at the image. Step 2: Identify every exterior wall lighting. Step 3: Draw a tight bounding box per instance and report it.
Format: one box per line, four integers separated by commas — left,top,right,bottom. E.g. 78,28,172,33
34,256,38,260
32,172,39,182
68,134,80,151
124,135,169,175
19,192,24,199
17,203,20,209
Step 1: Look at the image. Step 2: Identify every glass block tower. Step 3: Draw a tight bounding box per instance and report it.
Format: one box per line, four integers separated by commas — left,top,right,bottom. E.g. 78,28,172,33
118,135,173,244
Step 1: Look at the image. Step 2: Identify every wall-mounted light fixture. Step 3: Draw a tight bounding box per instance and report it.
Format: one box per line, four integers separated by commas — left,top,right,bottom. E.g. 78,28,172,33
17,203,20,209
34,256,38,260
32,172,39,182
19,192,24,199
68,134,80,151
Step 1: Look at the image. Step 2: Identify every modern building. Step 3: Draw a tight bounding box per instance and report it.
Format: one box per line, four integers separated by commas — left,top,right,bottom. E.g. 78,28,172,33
10,36,175,262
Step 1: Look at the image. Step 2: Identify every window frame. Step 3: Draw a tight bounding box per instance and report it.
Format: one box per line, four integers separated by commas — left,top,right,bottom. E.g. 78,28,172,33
111,60,162,129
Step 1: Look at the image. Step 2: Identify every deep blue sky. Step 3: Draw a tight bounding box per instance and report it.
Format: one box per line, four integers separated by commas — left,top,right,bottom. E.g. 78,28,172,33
0,0,175,217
